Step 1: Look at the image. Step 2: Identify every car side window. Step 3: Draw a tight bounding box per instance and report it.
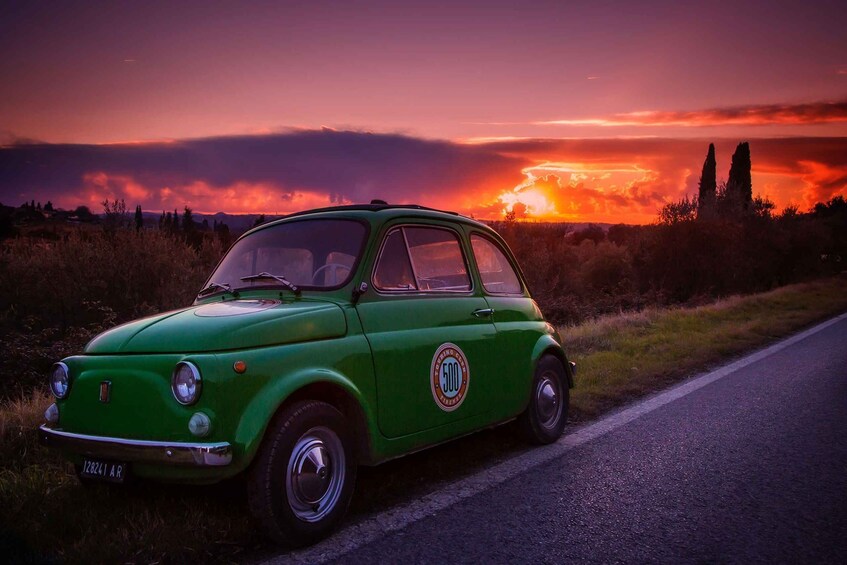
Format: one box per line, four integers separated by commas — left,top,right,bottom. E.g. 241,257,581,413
405,227,471,291
471,235,522,294
373,226,471,292
373,229,417,290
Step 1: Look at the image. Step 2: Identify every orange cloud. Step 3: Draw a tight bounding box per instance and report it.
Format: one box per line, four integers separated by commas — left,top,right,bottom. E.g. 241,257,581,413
81,172,151,207
75,173,334,215
2,131,845,225
796,161,847,206
536,99,847,127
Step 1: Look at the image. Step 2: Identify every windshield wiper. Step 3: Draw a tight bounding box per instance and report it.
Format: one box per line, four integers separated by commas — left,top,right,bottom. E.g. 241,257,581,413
197,281,236,298
240,272,301,295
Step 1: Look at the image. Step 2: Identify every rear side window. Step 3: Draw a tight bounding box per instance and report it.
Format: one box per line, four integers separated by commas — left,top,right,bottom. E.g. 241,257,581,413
471,235,522,294
373,226,471,292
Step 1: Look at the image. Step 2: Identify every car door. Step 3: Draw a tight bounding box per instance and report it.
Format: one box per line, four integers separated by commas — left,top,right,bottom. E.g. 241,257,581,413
356,222,497,438
469,232,546,414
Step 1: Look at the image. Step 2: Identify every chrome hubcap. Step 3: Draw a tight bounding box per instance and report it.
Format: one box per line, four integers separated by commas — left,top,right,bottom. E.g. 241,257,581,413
286,427,345,522
536,373,562,429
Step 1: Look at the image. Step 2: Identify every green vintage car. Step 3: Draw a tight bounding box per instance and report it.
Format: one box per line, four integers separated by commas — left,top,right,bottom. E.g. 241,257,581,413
39,203,575,545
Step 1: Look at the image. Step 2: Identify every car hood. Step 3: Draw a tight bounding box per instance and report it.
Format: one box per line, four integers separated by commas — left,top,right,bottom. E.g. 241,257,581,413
84,299,347,354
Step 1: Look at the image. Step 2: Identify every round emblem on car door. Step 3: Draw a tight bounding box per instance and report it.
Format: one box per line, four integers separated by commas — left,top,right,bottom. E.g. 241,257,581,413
430,343,470,412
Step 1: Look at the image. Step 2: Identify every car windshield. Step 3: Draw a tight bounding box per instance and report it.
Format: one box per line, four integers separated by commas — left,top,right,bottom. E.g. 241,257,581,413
204,219,367,294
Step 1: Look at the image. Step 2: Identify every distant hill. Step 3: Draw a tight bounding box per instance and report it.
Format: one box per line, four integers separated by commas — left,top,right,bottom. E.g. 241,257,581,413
484,220,615,231
9,205,621,234
140,212,617,233
140,211,281,232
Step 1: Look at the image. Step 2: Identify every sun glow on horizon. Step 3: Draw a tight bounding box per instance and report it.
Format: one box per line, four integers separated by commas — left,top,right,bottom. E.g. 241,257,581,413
494,161,672,223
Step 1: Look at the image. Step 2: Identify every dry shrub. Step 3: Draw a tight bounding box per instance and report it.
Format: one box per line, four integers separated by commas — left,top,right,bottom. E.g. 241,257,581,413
0,230,225,397
499,224,641,323
0,388,52,471
0,230,223,330
495,197,845,325
0,326,101,399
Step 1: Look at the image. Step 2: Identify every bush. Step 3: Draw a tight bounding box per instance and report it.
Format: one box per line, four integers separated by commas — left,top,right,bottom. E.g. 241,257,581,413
578,241,634,296
495,194,845,323
0,230,223,330
0,230,225,398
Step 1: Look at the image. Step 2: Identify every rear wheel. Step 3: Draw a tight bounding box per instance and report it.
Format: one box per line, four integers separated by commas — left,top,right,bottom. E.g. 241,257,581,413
518,356,569,444
248,400,356,547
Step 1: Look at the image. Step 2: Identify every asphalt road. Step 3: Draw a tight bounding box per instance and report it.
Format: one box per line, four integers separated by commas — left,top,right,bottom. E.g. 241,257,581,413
298,315,847,564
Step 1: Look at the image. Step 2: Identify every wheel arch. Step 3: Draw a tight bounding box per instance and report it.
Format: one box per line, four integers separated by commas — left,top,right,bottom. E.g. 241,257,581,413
282,381,374,464
236,370,378,468
531,334,574,389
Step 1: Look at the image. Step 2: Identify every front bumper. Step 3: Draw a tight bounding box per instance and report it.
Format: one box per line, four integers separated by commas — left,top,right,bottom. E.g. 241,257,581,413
39,425,232,467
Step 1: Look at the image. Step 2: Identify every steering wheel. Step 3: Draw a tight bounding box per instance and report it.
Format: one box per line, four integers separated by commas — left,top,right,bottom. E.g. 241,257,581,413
312,263,350,285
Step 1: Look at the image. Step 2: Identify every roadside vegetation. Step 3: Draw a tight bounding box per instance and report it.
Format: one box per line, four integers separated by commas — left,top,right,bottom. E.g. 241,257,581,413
563,276,847,420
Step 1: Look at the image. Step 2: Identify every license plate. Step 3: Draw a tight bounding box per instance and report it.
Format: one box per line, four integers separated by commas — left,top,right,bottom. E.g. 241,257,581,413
80,458,127,483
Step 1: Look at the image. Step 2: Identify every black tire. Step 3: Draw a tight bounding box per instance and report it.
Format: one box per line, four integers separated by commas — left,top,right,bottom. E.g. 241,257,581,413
247,400,357,547
518,356,569,444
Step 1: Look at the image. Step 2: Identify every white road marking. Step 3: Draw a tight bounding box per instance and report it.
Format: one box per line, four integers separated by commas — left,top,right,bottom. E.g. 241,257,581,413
265,312,847,564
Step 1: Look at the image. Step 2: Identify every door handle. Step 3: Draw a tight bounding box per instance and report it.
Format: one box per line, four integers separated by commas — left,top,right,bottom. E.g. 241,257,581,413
472,308,494,318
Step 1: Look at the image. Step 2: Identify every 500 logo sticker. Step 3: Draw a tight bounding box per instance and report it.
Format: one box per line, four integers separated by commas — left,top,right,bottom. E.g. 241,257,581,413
430,343,469,412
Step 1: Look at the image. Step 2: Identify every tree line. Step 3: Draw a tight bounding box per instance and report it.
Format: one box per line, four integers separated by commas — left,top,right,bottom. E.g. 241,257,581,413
496,141,845,323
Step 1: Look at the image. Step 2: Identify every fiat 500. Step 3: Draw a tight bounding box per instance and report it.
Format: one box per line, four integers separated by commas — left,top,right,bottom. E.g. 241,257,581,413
40,203,575,546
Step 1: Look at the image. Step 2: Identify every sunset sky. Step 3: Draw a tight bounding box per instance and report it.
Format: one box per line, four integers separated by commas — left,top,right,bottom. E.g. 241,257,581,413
1,0,846,223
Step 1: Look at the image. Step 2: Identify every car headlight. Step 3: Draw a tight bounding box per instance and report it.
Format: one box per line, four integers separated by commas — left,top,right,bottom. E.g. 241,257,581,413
50,362,70,399
172,361,202,405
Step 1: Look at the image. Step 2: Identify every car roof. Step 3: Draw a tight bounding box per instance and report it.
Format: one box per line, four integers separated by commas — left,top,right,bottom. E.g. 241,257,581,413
285,203,460,218
251,203,495,234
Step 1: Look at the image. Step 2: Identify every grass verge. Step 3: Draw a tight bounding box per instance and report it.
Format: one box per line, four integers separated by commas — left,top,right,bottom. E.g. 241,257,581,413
0,388,260,564
561,275,847,420
2,275,846,563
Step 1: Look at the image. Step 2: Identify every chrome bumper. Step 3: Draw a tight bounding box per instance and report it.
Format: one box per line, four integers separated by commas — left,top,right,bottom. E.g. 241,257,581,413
39,425,232,467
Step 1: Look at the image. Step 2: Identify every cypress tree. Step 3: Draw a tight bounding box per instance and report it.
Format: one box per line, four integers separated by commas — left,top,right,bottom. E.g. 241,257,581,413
726,142,752,213
182,206,194,232
697,143,717,219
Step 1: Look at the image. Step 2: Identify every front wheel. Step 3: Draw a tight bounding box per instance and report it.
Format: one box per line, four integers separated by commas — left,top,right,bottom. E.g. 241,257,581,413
518,356,569,444
247,400,357,547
